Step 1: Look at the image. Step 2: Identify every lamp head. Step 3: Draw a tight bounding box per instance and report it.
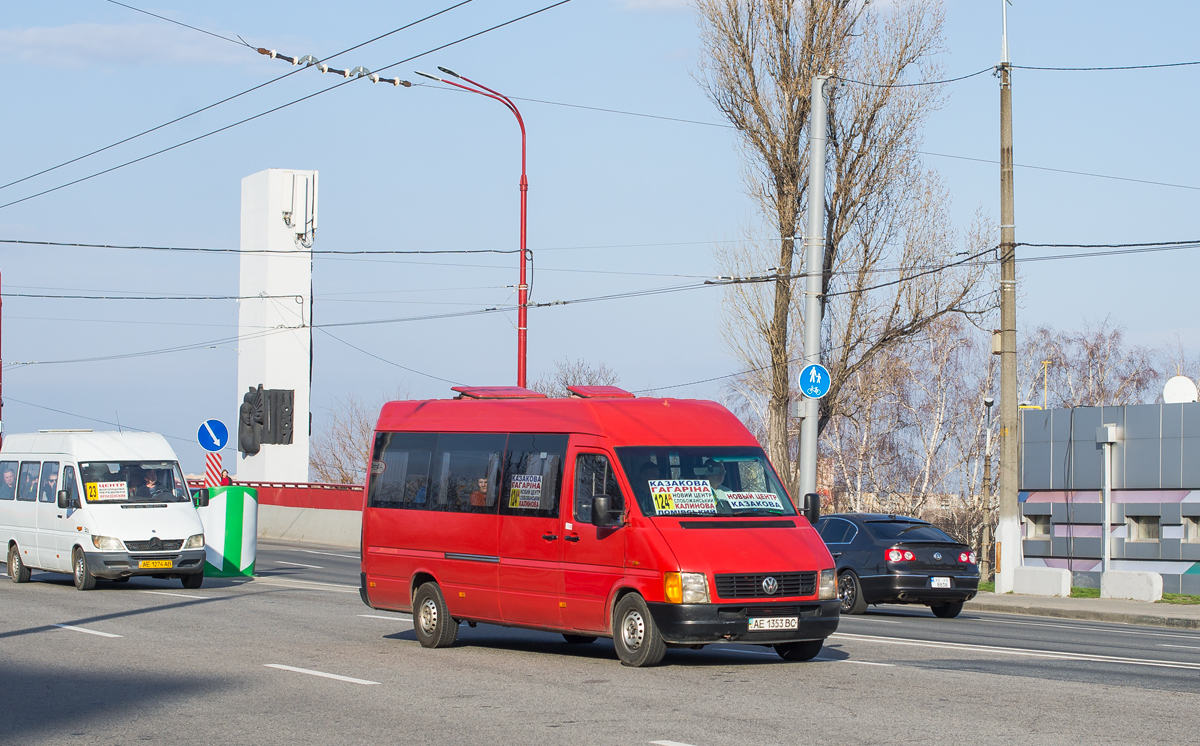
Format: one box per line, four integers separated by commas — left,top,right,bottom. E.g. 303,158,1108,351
415,70,442,83
437,66,462,78
984,397,994,409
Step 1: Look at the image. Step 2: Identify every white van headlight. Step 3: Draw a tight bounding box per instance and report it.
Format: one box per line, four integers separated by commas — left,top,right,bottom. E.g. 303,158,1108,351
183,533,204,549
92,535,124,551
819,568,837,600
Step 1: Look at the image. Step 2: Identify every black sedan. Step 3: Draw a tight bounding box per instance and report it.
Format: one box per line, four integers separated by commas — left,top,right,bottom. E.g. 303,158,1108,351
815,513,980,618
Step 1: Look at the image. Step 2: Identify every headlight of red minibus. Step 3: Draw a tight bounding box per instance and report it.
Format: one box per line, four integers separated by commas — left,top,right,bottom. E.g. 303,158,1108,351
664,572,709,604
818,569,837,600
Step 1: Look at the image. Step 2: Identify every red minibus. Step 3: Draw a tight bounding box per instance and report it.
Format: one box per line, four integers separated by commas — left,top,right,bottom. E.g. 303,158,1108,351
359,385,838,666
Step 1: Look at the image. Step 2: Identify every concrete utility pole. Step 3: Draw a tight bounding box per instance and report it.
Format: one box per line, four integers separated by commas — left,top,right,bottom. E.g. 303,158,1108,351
981,396,995,581
797,74,830,501
995,0,1023,593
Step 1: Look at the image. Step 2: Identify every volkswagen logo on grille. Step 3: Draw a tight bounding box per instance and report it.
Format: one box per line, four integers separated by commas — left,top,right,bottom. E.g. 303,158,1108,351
762,576,779,595
933,552,942,561
149,537,162,551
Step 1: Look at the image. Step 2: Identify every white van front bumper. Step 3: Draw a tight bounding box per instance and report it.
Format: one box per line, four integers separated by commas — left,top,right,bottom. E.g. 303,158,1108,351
85,549,206,579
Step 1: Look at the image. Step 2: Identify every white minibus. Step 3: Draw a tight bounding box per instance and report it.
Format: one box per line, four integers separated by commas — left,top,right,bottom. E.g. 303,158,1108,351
0,430,208,590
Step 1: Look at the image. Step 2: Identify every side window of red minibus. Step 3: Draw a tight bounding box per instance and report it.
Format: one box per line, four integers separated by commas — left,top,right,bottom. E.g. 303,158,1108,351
368,432,436,509
498,433,567,519
573,454,625,523
427,433,506,514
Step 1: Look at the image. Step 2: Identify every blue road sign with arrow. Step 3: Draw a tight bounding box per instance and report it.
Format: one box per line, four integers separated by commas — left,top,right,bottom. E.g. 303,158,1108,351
799,363,831,399
197,419,229,452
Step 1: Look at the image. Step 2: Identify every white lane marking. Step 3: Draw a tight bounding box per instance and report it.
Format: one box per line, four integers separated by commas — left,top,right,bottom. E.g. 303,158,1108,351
1159,643,1200,650
980,616,1200,641
297,549,359,559
856,617,903,624
264,664,378,685
276,560,324,569
141,590,207,600
359,614,413,621
231,576,359,593
651,741,699,746
54,624,121,638
813,656,895,667
832,632,1200,671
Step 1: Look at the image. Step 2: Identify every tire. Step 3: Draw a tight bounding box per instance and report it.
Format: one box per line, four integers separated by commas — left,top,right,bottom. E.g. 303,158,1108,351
562,634,598,645
73,550,96,591
412,582,458,648
181,573,204,590
838,571,868,615
931,601,963,619
612,594,667,667
774,639,824,662
8,544,31,583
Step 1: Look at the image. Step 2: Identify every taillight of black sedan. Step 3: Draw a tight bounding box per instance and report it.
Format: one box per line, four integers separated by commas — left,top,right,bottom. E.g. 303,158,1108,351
816,513,981,619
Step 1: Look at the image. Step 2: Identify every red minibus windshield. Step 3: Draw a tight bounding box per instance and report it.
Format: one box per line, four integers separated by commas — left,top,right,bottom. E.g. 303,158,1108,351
615,446,795,518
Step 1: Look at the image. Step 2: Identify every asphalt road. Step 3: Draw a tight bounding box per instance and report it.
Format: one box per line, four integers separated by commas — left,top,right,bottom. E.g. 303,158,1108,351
3,539,1199,745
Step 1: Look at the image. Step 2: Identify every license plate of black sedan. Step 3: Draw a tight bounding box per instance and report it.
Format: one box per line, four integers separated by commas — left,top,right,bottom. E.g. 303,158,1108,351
931,577,951,588
748,617,798,631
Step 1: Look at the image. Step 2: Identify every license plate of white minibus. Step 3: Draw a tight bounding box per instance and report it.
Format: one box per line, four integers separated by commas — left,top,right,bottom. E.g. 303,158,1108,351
139,560,173,569
931,577,951,588
748,617,798,631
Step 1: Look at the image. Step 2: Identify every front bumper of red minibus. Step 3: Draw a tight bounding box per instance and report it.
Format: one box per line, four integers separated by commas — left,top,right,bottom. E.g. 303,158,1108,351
645,600,840,644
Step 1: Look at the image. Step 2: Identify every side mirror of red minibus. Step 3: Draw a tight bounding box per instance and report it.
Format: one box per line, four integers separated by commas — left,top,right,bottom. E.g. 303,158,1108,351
802,492,820,526
591,496,620,528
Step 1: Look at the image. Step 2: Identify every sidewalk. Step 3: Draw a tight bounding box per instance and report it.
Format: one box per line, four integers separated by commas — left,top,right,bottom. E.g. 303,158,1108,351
965,592,1200,630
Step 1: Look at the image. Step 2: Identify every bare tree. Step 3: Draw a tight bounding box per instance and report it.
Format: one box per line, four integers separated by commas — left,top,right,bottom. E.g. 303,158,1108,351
698,0,990,492
529,358,621,398
310,389,406,484
1020,318,1162,408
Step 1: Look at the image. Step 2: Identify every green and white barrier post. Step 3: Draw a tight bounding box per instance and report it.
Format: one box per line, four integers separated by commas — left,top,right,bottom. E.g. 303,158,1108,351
197,486,258,577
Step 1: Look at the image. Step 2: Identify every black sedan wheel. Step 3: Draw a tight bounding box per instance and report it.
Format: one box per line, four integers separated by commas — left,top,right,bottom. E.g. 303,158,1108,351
838,571,868,615
930,602,963,619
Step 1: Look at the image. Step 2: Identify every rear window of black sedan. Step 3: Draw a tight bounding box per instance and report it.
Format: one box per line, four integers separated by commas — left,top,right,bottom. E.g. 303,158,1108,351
865,521,954,543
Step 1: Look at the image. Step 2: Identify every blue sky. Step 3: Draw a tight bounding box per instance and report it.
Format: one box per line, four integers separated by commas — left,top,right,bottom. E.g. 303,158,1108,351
1,0,1198,472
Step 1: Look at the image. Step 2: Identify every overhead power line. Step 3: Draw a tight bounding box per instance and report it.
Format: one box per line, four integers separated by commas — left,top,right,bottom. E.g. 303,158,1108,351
103,0,254,48
830,67,994,88
0,238,517,255
1012,61,1200,72
0,0,478,196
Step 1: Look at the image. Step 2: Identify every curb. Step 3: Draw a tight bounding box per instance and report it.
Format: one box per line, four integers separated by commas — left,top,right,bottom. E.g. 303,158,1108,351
964,598,1200,630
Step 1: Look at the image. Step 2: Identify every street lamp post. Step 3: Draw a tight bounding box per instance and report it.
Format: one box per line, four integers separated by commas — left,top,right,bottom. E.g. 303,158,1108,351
417,67,530,387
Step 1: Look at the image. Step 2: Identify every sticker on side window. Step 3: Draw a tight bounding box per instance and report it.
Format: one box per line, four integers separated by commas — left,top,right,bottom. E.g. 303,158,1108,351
509,475,543,509
649,479,717,515
85,482,127,502
725,492,785,511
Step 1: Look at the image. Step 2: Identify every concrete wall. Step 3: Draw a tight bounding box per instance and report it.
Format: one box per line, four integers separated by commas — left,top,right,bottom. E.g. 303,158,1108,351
258,504,360,549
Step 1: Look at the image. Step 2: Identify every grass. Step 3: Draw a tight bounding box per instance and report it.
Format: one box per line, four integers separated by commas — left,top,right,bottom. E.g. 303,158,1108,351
1159,593,1200,605
1070,586,1100,598
978,581,994,593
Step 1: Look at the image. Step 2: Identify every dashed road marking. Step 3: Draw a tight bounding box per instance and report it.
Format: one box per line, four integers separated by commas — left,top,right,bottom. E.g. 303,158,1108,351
359,614,413,621
833,632,1200,670
651,740,699,746
297,549,359,559
141,590,207,600
1158,643,1200,650
233,577,359,594
276,560,324,569
813,656,895,667
54,624,121,638
265,664,379,685
980,617,1200,641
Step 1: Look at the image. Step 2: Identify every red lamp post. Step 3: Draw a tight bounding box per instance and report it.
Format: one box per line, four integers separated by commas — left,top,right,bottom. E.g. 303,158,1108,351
417,67,530,388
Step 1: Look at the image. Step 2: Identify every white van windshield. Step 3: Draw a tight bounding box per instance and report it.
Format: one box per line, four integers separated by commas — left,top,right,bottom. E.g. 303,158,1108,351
78,461,191,503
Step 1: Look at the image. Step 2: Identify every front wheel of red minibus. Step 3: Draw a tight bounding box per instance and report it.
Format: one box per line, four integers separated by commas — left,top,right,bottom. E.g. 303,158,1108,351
413,582,459,648
612,594,667,667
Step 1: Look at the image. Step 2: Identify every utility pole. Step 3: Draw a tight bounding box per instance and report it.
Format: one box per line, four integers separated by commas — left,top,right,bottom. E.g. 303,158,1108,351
981,396,995,581
995,0,1023,594
797,74,830,501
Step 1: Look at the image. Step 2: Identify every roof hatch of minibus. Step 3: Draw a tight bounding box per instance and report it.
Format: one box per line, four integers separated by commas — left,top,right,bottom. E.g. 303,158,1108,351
566,386,635,399
451,386,547,399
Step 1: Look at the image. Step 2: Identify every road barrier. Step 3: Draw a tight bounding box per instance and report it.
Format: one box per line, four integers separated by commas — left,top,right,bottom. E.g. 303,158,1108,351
237,480,363,548
197,486,259,577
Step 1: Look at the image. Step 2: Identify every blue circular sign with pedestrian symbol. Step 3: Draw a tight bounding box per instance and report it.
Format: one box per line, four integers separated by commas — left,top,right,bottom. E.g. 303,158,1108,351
799,363,831,399
197,419,229,453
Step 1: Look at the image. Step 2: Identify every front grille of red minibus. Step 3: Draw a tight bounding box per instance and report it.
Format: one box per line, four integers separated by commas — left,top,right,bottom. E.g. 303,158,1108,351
715,572,817,599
